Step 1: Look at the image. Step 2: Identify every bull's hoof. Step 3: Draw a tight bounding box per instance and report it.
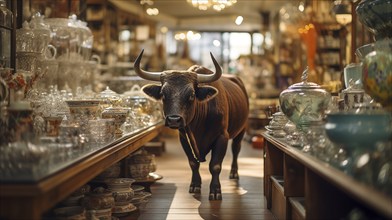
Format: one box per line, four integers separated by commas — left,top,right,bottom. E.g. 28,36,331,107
189,186,201,193
209,187,222,200
229,170,239,180
209,192,222,200
189,183,201,193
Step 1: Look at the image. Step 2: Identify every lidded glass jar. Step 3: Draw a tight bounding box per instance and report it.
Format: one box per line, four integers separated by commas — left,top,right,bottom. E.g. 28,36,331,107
97,86,121,108
76,19,93,61
29,12,51,55
279,67,331,130
16,21,35,53
0,0,12,67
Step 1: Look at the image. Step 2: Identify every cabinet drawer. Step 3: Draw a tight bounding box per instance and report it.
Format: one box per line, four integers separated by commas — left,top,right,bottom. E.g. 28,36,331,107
270,176,286,220
288,197,305,220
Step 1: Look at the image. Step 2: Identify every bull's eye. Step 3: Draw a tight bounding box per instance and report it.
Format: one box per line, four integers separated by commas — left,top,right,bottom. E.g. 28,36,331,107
189,93,195,101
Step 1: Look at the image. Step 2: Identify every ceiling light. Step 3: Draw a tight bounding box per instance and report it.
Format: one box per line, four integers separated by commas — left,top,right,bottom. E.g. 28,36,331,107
187,0,237,12
175,31,201,41
160,26,168,34
140,0,159,16
298,2,305,12
140,0,154,6
146,8,159,16
332,0,352,26
119,30,131,41
235,16,243,25
213,40,221,47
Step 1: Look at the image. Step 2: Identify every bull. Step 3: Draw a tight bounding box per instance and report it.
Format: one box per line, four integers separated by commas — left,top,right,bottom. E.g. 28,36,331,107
134,50,249,200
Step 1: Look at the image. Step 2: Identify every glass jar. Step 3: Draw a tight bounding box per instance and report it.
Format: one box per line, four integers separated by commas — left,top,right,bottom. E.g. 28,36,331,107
279,67,331,130
29,12,52,55
356,0,392,40
97,86,121,109
16,21,35,53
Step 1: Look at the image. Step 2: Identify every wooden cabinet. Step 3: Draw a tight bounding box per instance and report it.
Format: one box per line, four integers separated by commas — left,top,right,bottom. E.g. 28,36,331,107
263,132,392,220
0,122,164,220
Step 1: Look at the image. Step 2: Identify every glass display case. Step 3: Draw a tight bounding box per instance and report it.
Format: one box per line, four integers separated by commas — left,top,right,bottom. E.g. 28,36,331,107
262,132,392,220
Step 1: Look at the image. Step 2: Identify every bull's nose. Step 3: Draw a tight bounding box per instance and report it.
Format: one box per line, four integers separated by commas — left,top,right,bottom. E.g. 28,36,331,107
165,115,184,128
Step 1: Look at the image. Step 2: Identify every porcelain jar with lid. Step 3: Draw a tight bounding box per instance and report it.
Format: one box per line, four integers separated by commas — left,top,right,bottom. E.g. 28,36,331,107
279,67,331,130
127,149,155,180
101,107,129,138
105,178,135,205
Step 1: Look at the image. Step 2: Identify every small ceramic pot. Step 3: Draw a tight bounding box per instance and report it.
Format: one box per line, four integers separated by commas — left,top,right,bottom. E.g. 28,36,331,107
65,99,100,119
105,178,135,205
129,163,151,180
44,116,63,137
101,107,128,138
82,187,115,210
341,81,365,110
127,149,154,164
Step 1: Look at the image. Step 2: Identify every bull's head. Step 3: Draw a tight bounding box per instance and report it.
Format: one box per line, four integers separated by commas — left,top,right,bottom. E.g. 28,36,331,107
134,50,221,129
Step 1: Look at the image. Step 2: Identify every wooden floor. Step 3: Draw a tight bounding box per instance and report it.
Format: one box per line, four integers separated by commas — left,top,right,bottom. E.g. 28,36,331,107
130,131,276,220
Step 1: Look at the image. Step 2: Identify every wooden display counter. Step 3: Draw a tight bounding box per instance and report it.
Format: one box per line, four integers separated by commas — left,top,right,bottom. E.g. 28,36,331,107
262,132,392,220
0,122,164,220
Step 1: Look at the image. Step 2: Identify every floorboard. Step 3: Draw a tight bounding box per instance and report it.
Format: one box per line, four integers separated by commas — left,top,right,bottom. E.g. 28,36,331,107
124,131,275,220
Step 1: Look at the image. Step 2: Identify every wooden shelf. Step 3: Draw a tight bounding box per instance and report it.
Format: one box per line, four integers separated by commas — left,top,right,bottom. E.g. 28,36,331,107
263,132,392,220
0,122,164,220
318,47,341,52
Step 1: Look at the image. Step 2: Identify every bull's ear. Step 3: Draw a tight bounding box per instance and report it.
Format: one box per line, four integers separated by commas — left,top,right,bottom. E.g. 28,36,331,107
196,85,218,102
142,84,162,100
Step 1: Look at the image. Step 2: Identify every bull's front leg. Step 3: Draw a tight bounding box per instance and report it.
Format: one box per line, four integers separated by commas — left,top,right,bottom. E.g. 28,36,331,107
179,132,202,193
209,135,228,200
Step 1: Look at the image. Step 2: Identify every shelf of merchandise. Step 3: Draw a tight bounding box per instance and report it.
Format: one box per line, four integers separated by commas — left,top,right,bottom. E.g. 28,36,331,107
262,132,392,220
315,22,345,71
0,122,164,220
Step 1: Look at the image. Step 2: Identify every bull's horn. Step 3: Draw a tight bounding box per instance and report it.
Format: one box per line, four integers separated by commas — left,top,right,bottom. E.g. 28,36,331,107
197,52,222,83
134,49,162,81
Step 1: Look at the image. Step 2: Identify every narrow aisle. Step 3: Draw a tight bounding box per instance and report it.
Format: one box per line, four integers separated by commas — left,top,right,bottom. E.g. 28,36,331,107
138,131,275,220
